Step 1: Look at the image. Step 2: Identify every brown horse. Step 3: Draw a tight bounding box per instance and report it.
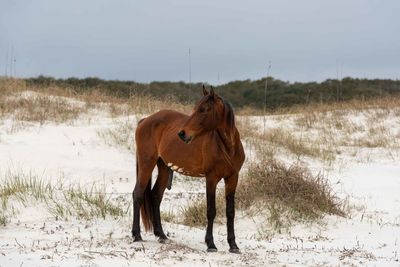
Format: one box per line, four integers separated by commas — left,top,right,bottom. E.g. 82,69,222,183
132,86,245,253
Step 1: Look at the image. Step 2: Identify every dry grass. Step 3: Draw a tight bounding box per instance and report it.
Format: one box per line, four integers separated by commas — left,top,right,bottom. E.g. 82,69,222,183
26,82,192,116
264,128,335,161
237,116,336,162
5,77,399,153
126,94,191,115
160,210,177,223
97,117,137,152
0,78,25,94
2,77,398,233
236,160,344,220
0,170,54,226
0,193,9,226
49,184,126,220
294,108,400,151
7,94,83,124
0,170,54,203
181,194,225,227
0,170,127,225
249,156,345,235
181,158,345,231
271,96,400,116
1,78,85,126
236,116,261,141
1,78,192,127
339,246,376,261
249,97,400,163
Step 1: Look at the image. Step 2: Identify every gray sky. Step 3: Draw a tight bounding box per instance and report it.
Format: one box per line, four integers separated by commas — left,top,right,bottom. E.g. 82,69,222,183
1,0,399,84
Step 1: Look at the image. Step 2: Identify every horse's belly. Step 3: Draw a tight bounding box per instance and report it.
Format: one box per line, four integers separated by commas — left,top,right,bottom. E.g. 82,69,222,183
159,141,205,177
164,160,205,177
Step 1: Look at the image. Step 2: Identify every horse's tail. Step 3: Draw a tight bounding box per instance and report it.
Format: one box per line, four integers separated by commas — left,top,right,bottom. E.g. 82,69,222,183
135,117,153,232
141,178,153,232
137,156,153,232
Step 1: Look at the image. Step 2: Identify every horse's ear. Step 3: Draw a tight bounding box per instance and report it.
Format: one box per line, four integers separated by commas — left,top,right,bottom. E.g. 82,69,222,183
210,86,215,97
202,85,208,96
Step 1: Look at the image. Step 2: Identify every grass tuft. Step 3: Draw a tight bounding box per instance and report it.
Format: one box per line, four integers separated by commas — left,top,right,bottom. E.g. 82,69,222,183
0,79,84,125
0,170,127,226
160,210,177,223
181,158,345,231
236,160,345,231
181,194,225,227
48,184,125,220
96,117,137,152
0,171,53,204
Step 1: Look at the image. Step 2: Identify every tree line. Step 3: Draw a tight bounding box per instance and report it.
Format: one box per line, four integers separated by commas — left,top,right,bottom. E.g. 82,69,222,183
25,76,400,110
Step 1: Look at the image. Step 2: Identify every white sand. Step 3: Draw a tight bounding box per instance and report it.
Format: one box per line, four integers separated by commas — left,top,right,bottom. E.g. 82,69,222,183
0,98,399,266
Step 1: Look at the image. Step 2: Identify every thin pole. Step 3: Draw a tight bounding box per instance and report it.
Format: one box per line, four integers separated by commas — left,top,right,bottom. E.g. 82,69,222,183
188,48,191,101
10,45,14,78
340,61,343,100
13,57,16,77
5,46,9,77
263,61,271,137
336,59,339,102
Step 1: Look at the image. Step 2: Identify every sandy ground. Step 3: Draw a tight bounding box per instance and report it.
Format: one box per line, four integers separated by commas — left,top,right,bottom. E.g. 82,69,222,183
0,102,399,266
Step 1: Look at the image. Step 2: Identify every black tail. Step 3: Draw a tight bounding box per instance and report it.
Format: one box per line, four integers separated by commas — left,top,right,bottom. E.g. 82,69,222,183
136,154,153,232
141,177,153,232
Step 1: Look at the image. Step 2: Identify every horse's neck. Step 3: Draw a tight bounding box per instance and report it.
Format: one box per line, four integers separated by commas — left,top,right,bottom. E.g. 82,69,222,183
215,126,235,155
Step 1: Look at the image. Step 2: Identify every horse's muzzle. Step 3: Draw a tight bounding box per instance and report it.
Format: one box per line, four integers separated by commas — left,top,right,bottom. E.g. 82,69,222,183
178,130,192,144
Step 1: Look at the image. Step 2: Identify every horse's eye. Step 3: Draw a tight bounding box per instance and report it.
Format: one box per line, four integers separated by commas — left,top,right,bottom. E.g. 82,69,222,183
199,107,206,113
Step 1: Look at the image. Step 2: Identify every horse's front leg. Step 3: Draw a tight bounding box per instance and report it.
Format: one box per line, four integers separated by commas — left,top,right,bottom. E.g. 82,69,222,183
224,173,240,253
205,176,219,252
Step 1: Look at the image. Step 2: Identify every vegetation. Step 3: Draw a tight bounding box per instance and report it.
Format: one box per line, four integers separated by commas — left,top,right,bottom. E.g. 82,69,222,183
96,117,137,152
0,170,127,226
182,193,225,227
25,75,400,110
181,158,345,231
236,160,345,229
0,78,84,125
1,76,398,236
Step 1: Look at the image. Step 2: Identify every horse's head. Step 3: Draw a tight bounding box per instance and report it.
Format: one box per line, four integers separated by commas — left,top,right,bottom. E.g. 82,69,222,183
178,85,234,144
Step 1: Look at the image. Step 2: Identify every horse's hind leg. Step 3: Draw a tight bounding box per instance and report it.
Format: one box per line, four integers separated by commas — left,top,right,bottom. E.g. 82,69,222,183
132,156,157,242
151,159,170,242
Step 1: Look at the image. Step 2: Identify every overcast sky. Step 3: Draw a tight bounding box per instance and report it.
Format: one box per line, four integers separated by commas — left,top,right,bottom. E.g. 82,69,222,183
1,0,399,84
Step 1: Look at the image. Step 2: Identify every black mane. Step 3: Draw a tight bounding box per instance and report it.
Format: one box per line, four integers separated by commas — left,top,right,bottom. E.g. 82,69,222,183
221,97,235,130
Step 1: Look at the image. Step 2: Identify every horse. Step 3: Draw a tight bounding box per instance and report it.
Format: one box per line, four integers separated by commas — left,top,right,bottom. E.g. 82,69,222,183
131,86,245,253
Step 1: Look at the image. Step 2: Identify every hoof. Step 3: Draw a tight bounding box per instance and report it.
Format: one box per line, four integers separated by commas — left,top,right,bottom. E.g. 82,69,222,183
229,248,241,254
133,236,143,242
158,237,168,244
206,247,218,252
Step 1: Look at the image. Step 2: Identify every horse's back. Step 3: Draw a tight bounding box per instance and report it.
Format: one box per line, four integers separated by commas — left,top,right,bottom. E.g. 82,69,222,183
135,109,187,152
136,109,187,133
